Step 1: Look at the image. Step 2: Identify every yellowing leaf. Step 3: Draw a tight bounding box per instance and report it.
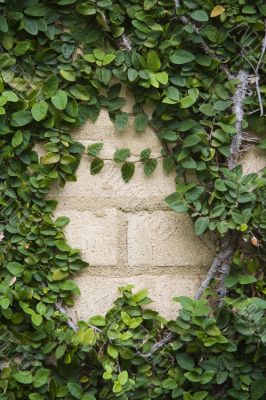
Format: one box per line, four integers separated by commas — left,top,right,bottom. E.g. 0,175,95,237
210,5,225,17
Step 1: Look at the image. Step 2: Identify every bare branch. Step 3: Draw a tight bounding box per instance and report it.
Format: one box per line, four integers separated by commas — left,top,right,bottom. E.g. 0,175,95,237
143,332,174,358
255,19,266,74
194,234,235,300
255,76,263,117
253,20,266,116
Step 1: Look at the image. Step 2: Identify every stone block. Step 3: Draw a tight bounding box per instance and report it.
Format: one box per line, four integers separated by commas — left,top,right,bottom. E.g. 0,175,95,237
127,211,214,267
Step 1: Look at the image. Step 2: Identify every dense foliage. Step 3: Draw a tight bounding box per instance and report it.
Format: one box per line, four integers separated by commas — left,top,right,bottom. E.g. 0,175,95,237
0,0,265,399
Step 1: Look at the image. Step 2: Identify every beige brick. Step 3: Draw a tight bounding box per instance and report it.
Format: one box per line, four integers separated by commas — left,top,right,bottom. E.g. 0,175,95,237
127,211,214,267
54,209,120,266
67,268,206,321
50,157,176,210
241,148,266,174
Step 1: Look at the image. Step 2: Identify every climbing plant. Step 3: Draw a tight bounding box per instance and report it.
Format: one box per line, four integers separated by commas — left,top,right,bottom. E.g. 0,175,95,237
0,0,266,399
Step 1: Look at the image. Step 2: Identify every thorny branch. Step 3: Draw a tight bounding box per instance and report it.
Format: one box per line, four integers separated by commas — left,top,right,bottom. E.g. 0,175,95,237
228,69,250,170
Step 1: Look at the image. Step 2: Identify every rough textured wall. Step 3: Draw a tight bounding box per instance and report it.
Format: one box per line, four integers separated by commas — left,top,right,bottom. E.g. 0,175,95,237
49,92,265,320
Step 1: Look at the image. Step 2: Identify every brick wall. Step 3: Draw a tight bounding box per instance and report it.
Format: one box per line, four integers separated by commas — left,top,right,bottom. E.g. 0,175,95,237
48,95,265,320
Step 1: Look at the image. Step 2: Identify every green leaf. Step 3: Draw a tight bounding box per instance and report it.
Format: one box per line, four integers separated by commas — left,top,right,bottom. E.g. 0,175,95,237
67,382,83,399
147,50,161,72
33,368,50,388
11,111,33,127
161,130,178,142
87,143,104,157
0,15,8,33
194,217,210,235
55,344,66,359
239,275,257,285
118,371,128,386
90,158,104,175
73,328,95,346
251,379,266,400
32,101,48,121
113,148,130,162
89,315,106,327
213,100,231,111
60,70,76,82
210,205,225,218
214,179,227,192
165,193,188,213
185,186,204,202
144,159,157,176
163,156,175,174
25,4,48,16
15,41,31,56
76,3,97,15
199,104,216,116
176,353,195,371
170,50,195,64
140,148,152,161
55,216,70,228
156,71,168,85
51,90,68,110
183,135,201,148
29,394,42,400
54,240,71,252
6,262,24,277
2,91,19,102
103,54,116,65
43,75,58,98
184,371,201,382
191,10,209,21
14,371,33,384
121,162,135,182
31,313,43,326
174,296,194,311
132,289,148,303
115,112,128,132
69,85,90,101
166,86,180,101
135,113,149,133
231,212,244,225
12,131,23,148
23,17,38,35
107,344,118,358
127,68,138,82
113,381,123,393
180,95,197,109
41,152,60,165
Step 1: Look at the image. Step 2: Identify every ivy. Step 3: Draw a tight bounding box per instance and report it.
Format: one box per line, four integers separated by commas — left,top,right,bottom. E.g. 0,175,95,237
0,0,266,399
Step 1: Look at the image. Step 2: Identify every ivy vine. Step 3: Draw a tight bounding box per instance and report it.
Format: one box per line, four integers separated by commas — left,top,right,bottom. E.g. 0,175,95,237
0,0,266,399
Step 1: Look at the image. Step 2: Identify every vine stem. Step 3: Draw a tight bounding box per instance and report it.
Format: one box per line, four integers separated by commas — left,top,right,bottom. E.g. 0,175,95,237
194,233,236,300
